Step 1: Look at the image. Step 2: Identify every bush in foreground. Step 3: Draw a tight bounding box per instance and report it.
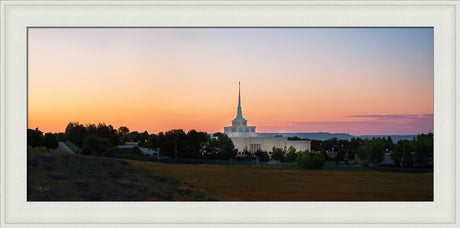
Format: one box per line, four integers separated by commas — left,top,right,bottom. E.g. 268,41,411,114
297,150,325,169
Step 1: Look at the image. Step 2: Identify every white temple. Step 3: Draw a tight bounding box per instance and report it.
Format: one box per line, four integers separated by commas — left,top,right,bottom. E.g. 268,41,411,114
223,82,257,137
224,82,311,154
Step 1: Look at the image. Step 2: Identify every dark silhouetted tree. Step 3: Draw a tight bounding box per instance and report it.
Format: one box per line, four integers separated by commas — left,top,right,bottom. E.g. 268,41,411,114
43,133,58,149
161,129,187,161
413,133,433,168
118,126,130,143
186,129,210,159
146,134,159,149
65,122,86,147
130,131,140,142
254,150,269,162
206,133,237,160
27,128,43,148
310,140,322,152
81,133,114,156
386,136,394,152
138,131,150,147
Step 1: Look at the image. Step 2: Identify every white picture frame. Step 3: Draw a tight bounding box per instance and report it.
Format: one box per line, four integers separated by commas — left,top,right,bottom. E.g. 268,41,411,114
1,1,458,227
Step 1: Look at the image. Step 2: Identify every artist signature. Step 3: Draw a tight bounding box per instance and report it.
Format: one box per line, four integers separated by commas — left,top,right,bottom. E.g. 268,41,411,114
35,184,50,193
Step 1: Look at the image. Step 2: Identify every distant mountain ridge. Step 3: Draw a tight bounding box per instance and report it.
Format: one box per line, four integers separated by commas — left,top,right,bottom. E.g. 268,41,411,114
257,132,418,142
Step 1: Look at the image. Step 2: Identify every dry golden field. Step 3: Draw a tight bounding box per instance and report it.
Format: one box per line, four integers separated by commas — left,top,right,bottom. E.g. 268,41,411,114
127,160,433,201
27,149,433,201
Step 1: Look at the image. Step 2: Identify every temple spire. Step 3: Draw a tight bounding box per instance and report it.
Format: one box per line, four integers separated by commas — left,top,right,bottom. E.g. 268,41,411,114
235,81,244,120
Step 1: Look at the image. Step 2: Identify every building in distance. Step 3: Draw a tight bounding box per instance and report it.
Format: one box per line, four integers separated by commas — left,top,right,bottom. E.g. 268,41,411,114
224,82,311,153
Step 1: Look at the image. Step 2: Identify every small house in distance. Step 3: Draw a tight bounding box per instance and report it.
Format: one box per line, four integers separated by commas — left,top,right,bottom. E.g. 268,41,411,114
224,82,310,154
117,142,159,157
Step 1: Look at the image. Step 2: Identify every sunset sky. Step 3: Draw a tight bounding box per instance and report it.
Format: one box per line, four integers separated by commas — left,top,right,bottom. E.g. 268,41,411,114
28,28,433,135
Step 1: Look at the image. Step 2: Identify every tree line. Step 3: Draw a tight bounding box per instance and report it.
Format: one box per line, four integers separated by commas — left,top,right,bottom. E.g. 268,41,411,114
27,128,65,150
296,133,433,168
271,146,325,169
390,133,433,168
140,130,237,160
57,122,237,160
28,122,433,168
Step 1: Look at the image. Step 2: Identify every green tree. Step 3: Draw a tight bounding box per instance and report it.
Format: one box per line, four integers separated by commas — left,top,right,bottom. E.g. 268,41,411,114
356,139,370,164
368,138,386,166
287,136,310,141
81,133,114,156
82,133,100,153
65,122,86,147
43,133,58,149
271,147,284,162
85,124,97,137
27,128,43,148
146,134,159,150
311,154,326,169
95,123,120,146
297,150,312,168
401,140,414,168
81,133,98,155
348,137,361,160
118,126,130,143
296,150,325,169
81,144,92,155
206,133,237,160
310,140,322,152
129,131,140,142
286,146,297,162
138,131,150,147
321,137,337,152
391,139,414,168
337,139,349,160
254,150,269,162
157,132,166,156
186,129,210,159
334,150,343,164
205,138,219,159
413,133,433,168
163,129,187,161
56,132,66,142
386,136,394,152
319,148,329,161
391,141,404,168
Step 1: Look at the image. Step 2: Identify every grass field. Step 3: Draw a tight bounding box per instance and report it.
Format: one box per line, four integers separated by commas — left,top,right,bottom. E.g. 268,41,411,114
27,148,433,201
127,160,433,201
28,149,213,201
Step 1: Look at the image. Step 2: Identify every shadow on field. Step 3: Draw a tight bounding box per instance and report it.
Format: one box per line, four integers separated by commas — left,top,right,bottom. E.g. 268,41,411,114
27,149,216,201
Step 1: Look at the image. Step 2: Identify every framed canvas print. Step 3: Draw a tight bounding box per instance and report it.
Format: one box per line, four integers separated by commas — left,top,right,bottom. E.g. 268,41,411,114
1,1,458,227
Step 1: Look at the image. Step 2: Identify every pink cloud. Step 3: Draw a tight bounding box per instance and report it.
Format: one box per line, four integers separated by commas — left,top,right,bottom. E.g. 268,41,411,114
257,113,433,135
347,114,432,122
